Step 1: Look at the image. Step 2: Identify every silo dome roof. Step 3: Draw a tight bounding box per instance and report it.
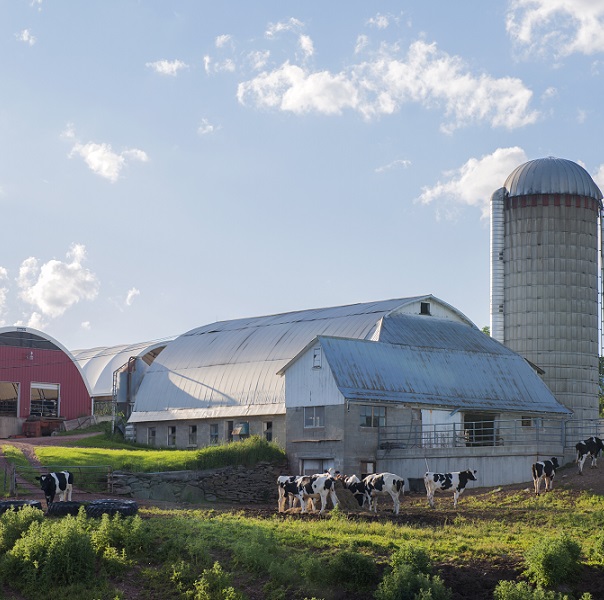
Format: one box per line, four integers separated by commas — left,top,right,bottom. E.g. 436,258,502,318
504,157,602,200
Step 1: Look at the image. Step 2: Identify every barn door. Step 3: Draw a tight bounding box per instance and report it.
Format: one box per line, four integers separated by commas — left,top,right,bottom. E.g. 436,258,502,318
30,383,59,417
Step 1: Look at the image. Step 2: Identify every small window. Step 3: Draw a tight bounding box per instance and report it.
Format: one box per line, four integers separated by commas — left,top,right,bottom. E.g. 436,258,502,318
521,416,532,427
147,427,156,446
227,421,234,442
361,461,376,476
304,406,325,428
360,405,385,427
167,426,176,447
420,302,431,315
312,347,322,369
264,421,273,442
189,425,198,446
210,424,219,445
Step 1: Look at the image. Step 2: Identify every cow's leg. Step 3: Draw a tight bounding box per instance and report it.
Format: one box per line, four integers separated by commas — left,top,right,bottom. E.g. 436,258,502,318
390,491,400,515
278,487,285,512
578,454,587,475
533,478,540,497
66,485,72,501
427,492,435,508
453,490,459,508
545,476,553,492
592,454,598,469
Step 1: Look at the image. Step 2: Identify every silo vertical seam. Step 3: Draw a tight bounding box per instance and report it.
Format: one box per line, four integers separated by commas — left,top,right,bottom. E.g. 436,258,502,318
490,188,505,343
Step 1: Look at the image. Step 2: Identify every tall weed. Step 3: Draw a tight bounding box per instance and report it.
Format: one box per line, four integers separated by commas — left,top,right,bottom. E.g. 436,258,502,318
0,505,44,552
523,534,582,588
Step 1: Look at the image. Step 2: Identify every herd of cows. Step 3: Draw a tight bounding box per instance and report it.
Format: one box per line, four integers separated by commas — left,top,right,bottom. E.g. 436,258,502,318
277,436,604,515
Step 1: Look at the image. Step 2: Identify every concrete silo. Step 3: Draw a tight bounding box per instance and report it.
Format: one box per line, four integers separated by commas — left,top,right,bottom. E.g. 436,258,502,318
490,157,603,421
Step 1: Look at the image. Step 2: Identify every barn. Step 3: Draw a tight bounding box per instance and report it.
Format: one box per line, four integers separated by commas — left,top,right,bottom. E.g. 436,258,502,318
125,295,570,486
0,327,92,438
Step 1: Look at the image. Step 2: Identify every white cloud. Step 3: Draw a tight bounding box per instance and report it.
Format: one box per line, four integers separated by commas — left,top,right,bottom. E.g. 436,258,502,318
355,35,369,54
146,59,188,76
375,159,411,173
215,34,232,48
0,267,8,324
265,18,304,38
125,287,140,306
63,125,148,182
247,50,270,70
81,321,91,330
592,164,604,192
417,147,529,220
238,41,539,131
541,86,557,100
299,35,314,58
367,13,390,29
507,0,604,58
17,244,100,319
198,118,219,136
16,29,36,45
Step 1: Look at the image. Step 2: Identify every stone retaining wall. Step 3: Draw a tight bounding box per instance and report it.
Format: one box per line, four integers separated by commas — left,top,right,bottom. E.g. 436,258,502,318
111,461,287,504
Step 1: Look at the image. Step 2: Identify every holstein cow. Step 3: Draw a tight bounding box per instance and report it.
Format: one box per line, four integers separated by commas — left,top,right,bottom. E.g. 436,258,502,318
277,475,299,512
575,437,604,475
532,457,559,496
36,471,74,507
299,473,339,515
424,469,478,509
341,474,368,508
363,472,405,515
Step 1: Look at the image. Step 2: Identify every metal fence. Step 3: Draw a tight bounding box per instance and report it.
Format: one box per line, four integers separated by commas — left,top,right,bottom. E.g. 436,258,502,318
378,418,604,452
3,464,113,497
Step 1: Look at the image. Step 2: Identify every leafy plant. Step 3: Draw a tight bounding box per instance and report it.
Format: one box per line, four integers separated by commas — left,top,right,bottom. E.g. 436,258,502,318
494,580,592,599
523,534,582,588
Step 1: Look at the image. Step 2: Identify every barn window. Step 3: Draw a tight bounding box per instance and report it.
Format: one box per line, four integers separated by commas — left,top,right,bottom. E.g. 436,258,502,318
360,461,376,476
0,382,18,416
210,423,219,445
147,427,156,446
420,302,431,315
263,421,273,442
188,425,198,446
312,347,322,369
521,416,532,427
301,458,334,476
167,426,176,447
360,405,385,427
463,413,496,446
227,421,234,442
304,406,325,428
29,383,59,418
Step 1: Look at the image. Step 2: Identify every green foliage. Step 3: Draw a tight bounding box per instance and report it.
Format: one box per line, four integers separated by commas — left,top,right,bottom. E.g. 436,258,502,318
523,534,582,588
194,436,286,469
326,550,379,591
191,561,245,600
375,543,451,600
494,580,592,599
0,505,44,552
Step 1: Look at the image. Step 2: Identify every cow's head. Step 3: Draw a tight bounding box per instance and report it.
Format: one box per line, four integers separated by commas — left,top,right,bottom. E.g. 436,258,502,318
550,457,559,469
465,469,478,481
35,474,56,505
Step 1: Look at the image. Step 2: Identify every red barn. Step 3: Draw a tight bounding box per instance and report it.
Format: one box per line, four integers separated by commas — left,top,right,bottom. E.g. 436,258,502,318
0,327,92,438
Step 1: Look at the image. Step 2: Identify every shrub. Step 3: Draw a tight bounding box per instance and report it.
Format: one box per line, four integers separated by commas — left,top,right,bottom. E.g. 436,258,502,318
326,550,379,591
195,436,286,469
192,561,245,600
523,534,582,588
375,543,451,600
494,580,592,599
0,505,44,552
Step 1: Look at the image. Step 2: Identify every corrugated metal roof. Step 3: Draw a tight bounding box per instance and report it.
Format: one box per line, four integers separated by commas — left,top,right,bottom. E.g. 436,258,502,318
132,296,469,414
504,157,603,200
318,336,569,415
71,340,172,397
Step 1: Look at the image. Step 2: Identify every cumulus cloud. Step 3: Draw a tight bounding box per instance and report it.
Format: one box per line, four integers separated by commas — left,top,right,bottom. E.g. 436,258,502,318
247,50,270,70
125,287,140,306
367,13,390,29
17,244,100,320
16,29,36,45
507,0,604,58
592,163,604,193
63,125,148,182
146,59,188,76
0,267,8,325
81,321,91,330
299,34,314,58
197,118,220,136
203,55,236,74
237,41,539,131
355,35,369,54
417,147,529,220
215,34,232,48
375,159,411,173
265,17,304,38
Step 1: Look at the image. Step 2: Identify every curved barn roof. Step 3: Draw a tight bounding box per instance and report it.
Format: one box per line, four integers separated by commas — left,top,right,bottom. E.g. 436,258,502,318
130,295,474,421
504,157,603,200
71,340,171,397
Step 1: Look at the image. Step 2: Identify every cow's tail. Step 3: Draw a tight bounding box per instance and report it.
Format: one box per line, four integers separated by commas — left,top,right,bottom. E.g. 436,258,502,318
531,464,537,480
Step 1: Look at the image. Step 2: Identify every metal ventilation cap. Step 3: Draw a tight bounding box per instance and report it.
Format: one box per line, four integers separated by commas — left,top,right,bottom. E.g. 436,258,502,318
504,156,603,200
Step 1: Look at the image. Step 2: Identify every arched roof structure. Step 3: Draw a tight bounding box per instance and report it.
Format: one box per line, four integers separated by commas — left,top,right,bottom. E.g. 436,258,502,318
504,157,603,200
71,340,171,398
129,296,478,422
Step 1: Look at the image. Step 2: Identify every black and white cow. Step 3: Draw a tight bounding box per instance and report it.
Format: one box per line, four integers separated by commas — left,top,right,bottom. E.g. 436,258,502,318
36,471,74,506
341,474,368,508
363,472,405,515
299,473,338,515
277,475,299,512
575,437,604,475
531,457,559,496
424,469,477,509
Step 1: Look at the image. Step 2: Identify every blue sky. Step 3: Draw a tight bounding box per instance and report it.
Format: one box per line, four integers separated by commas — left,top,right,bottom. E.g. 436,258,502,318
2,1,604,351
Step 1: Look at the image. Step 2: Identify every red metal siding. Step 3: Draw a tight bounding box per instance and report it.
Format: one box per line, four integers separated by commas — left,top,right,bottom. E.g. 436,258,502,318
0,346,91,419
